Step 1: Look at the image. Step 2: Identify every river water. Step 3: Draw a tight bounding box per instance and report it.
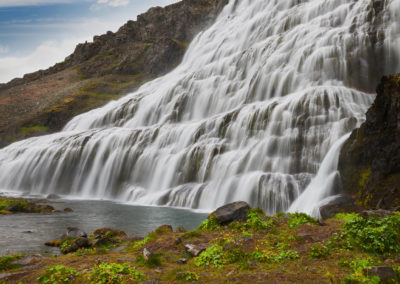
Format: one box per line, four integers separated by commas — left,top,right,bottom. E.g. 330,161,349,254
0,198,207,254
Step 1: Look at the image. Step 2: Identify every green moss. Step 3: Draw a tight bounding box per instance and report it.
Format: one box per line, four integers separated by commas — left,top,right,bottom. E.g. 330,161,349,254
359,168,372,187
18,125,48,134
0,254,24,271
0,198,29,211
287,213,318,228
198,215,220,231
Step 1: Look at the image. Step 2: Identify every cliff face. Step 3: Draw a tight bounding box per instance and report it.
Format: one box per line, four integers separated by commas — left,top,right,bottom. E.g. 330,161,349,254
339,75,400,209
0,0,228,148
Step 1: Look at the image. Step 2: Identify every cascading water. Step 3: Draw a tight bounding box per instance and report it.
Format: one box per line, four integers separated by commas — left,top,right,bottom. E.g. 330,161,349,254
1,0,400,216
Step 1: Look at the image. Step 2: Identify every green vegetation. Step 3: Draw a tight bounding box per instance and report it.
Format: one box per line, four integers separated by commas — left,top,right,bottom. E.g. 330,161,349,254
0,254,23,271
175,271,200,282
195,245,225,268
38,265,80,284
309,243,331,259
88,262,144,284
0,198,28,211
340,258,381,284
287,212,318,228
3,209,400,283
18,125,48,134
198,215,219,230
340,212,400,254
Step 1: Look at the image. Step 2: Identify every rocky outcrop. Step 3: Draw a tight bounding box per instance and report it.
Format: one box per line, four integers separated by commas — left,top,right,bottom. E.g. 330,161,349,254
211,201,251,225
0,0,228,148
338,75,400,209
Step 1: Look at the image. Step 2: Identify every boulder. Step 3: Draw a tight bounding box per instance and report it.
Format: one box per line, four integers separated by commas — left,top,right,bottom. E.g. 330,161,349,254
154,225,173,235
143,247,154,261
184,243,208,257
66,227,87,239
360,209,393,218
319,195,361,220
92,228,127,238
211,201,251,225
46,194,60,200
364,266,397,283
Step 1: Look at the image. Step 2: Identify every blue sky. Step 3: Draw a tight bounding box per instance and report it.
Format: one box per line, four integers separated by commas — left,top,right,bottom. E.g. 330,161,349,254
0,0,178,83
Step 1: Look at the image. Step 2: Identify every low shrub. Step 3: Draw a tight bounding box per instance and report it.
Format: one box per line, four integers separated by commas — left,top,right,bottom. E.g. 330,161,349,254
341,213,400,254
287,213,318,228
87,262,143,284
38,265,80,284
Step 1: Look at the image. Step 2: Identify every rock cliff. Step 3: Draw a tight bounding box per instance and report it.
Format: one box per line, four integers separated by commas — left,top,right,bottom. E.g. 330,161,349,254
339,75,400,209
0,0,228,148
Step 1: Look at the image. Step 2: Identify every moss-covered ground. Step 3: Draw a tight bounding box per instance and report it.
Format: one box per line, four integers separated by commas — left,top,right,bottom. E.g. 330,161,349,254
1,210,400,283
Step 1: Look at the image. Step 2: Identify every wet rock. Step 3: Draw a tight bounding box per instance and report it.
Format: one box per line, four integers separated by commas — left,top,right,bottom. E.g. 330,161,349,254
63,208,73,212
319,195,361,220
211,201,251,225
339,75,400,209
155,225,173,234
360,209,394,218
11,254,43,266
364,266,397,283
184,243,208,257
66,227,87,239
45,240,62,247
6,203,22,212
46,194,60,199
92,228,127,238
0,210,12,215
75,237,90,248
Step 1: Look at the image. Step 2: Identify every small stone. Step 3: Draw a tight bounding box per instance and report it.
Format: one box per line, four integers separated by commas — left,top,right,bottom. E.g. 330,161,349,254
177,258,187,264
66,227,87,238
63,208,73,212
184,243,207,257
143,247,154,260
364,266,397,283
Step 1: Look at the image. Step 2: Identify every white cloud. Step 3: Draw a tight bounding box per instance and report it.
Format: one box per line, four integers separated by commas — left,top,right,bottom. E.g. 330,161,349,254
97,0,130,7
0,39,82,83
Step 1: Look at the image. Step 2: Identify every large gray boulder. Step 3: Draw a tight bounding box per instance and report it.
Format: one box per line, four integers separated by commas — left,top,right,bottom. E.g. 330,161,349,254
211,201,251,225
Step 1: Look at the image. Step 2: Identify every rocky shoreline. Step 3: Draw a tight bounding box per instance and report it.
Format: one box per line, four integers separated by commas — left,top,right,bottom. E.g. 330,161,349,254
1,201,399,283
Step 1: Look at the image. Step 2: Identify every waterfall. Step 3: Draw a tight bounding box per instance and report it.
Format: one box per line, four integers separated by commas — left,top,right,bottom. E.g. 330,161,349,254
1,0,400,216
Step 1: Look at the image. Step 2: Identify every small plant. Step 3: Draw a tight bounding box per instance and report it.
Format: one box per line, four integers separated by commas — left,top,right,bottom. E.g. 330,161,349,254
287,213,318,228
195,245,225,268
87,262,144,284
229,209,275,231
0,254,23,271
181,230,202,239
176,271,200,282
198,215,220,231
309,243,331,259
133,236,154,249
340,258,381,284
38,265,80,284
341,213,400,254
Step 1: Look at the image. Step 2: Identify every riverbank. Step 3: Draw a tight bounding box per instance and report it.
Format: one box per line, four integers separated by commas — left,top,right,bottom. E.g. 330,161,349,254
1,202,399,283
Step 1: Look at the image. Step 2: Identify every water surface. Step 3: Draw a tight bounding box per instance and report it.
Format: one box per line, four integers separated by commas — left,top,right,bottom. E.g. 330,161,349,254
0,199,208,255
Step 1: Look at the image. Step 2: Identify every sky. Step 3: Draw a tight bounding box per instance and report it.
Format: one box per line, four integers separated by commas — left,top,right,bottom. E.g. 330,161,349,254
0,0,179,83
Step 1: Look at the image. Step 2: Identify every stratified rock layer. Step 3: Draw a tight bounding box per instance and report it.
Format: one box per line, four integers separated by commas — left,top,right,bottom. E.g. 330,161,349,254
339,75,400,209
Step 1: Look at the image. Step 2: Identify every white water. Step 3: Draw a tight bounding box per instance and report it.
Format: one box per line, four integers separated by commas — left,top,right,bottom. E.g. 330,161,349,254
1,0,400,216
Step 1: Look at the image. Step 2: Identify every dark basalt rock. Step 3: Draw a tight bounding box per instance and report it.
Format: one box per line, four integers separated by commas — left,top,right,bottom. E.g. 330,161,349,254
211,201,251,225
66,227,87,239
339,75,400,209
319,195,362,220
363,266,397,283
